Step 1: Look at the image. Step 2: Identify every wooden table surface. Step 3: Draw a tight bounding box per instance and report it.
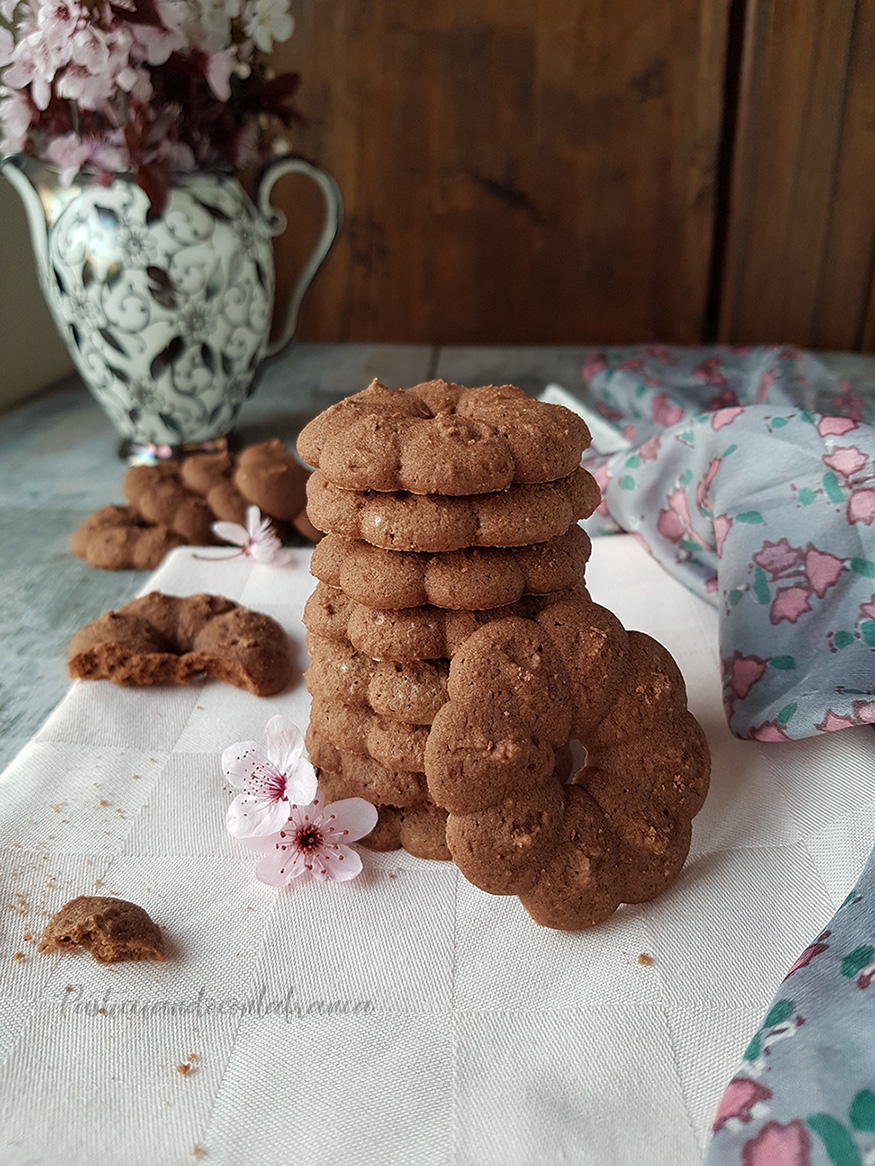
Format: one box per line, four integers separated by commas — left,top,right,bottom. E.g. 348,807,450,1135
3,342,874,773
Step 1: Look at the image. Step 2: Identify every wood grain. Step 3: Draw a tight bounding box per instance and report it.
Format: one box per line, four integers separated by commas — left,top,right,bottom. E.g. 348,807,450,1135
270,0,730,345
719,0,875,350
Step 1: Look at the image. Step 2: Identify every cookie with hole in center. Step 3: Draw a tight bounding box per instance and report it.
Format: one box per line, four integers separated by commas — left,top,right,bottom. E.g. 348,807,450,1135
423,599,711,930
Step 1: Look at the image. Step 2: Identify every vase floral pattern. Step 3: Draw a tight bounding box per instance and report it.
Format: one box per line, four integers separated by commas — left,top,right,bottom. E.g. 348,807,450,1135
3,156,341,448
54,170,271,444
578,344,875,740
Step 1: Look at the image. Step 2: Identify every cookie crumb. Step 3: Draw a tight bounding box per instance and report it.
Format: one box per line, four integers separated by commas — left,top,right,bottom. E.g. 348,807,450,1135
192,1145,205,1159
638,952,654,966
177,1063,191,1076
99,799,110,807
12,951,25,962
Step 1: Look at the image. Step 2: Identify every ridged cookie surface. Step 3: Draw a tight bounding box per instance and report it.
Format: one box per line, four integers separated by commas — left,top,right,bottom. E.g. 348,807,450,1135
309,526,591,611
297,379,591,494
305,467,600,551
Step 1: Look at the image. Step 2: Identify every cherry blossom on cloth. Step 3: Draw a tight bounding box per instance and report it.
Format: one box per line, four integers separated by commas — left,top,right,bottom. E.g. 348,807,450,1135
209,506,293,566
577,345,875,740
222,715,317,838
222,716,378,887
254,795,379,886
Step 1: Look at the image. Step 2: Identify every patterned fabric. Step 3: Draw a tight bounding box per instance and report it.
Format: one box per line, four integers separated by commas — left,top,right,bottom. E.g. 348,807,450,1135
704,846,875,1166
578,344,875,741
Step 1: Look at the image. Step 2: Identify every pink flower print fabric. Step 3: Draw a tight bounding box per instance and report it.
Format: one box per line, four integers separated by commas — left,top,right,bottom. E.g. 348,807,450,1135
704,849,875,1166
579,345,875,740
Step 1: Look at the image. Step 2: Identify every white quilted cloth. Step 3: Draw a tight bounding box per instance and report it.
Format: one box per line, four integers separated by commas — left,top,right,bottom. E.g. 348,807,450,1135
1,535,873,1166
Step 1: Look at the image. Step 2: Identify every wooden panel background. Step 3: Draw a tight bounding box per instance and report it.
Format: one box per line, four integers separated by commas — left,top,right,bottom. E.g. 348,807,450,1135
271,0,730,345
718,0,875,350
269,0,875,350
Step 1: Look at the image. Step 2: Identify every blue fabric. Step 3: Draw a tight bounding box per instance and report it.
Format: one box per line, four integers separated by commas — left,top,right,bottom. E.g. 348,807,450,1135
577,345,875,740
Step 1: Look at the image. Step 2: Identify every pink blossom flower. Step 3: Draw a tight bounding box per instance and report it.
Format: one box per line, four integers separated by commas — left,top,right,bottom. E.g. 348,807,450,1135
848,488,875,526
803,546,844,598
210,505,292,565
43,132,94,185
0,27,15,67
817,415,857,437
743,1119,812,1166
858,595,875,622
205,45,238,100
245,0,294,53
0,0,301,212
223,715,317,838
753,538,801,576
852,700,875,725
770,585,812,626
823,446,868,480
712,1077,771,1133
255,795,378,885
0,87,34,152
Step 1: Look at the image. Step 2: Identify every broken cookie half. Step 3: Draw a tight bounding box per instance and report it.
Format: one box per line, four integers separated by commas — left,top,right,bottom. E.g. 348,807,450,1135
38,896,164,965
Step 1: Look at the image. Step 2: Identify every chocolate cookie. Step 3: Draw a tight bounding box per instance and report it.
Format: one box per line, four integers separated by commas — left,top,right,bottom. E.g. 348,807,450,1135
303,583,589,662
38,896,164,964
70,505,187,570
423,599,711,930
309,526,591,611
68,592,292,696
306,724,428,807
305,634,449,723
73,440,315,570
312,757,450,860
305,467,600,552
297,379,591,494
309,697,429,771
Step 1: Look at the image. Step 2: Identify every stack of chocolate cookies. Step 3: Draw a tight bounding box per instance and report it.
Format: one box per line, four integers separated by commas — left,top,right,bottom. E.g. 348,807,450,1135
297,378,598,860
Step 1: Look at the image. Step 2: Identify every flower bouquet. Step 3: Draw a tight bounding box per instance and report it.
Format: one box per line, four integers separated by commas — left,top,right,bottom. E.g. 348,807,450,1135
0,0,342,454
0,0,303,213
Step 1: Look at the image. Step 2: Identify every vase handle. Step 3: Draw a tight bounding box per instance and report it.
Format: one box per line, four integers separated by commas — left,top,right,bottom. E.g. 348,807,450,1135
255,154,342,359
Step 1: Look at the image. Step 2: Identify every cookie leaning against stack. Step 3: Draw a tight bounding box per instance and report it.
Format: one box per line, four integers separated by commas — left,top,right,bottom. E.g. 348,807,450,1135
297,378,596,862
297,379,710,930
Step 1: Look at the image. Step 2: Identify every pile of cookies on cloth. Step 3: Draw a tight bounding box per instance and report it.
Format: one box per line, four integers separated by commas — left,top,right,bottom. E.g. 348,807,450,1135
71,438,318,569
298,379,711,930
